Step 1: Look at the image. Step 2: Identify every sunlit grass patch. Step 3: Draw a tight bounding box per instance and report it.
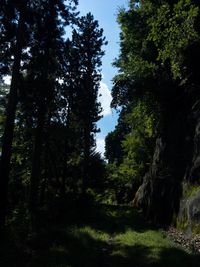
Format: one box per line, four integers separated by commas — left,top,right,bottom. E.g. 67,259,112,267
70,225,110,243
113,229,173,262
111,228,198,267
115,229,173,248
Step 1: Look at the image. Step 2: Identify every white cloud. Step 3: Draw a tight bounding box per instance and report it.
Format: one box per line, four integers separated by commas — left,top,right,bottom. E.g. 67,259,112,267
3,75,11,85
96,138,105,156
98,82,112,116
1,76,113,119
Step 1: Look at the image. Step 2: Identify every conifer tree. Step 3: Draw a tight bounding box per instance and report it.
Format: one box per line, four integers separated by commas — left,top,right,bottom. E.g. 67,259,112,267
70,13,107,195
0,0,27,229
24,0,78,222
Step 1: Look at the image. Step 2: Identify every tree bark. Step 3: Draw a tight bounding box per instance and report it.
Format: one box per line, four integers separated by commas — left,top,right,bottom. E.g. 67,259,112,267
29,104,45,227
0,6,25,230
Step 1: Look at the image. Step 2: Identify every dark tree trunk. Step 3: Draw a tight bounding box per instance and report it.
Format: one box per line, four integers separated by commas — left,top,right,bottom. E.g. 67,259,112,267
83,126,90,195
40,111,53,206
61,94,72,198
82,68,93,197
0,7,25,230
29,13,51,222
29,104,45,227
61,141,68,198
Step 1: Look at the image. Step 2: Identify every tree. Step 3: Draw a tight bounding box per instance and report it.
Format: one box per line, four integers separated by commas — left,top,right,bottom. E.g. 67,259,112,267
68,13,107,195
109,0,200,223
105,94,159,204
0,0,78,229
23,0,78,223
105,108,129,165
0,83,9,148
0,0,27,229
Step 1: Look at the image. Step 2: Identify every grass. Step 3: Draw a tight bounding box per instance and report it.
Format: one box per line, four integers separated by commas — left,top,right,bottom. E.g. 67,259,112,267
112,229,194,267
1,204,200,267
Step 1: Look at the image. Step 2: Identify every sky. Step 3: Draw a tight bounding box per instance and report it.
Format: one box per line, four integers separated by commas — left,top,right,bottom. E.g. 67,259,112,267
3,0,128,156
78,0,128,156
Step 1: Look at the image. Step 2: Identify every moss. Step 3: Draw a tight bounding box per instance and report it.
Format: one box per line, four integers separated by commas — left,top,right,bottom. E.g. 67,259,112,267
175,207,189,231
191,223,200,236
173,184,200,236
176,217,189,231
175,217,200,237
183,183,200,198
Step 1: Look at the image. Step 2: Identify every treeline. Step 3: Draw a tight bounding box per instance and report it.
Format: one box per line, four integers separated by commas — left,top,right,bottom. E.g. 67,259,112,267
105,0,200,224
0,0,107,232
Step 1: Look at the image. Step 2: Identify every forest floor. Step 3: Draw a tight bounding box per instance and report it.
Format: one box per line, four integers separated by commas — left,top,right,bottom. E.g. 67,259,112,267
1,204,200,267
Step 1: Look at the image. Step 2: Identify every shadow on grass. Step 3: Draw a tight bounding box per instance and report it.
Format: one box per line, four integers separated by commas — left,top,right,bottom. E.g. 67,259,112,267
29,230,200,267
29,227,110,267
72,204,154,235
110,244,200,267
0,233,29,267
3,204,200,267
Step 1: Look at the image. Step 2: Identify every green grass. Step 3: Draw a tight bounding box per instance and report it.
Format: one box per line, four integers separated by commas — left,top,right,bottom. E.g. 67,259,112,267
112,229,195,267
71,225,109,243
2,204,200,267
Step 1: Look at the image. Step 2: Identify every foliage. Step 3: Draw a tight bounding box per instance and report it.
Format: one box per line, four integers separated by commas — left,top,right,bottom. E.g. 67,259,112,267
121,94,160,184
105,94,160,204
105,108,130,165
147,0,199,78
0,0,108,241
0,83,8,149
105,0,200,215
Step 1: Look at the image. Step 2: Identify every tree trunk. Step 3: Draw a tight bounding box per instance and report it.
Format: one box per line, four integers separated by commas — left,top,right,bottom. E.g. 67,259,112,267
83,125,90,196
0,6,25,230
29,104,45,227
82,69,92,197
61,94,72,198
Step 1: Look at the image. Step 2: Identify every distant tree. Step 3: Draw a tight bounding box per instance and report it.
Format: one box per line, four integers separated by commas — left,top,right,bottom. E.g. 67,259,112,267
105,108,129,165
69,13,107,195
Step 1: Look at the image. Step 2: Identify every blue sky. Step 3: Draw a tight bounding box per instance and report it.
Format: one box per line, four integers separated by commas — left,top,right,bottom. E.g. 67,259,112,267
78,0,128,155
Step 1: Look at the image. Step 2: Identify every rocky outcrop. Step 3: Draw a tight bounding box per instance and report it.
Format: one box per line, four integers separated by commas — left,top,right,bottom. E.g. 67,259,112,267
134,136,184,225
134,93,188,225
167,227,200,253
186,100,200,183
134,89,200,227
177,188,200,237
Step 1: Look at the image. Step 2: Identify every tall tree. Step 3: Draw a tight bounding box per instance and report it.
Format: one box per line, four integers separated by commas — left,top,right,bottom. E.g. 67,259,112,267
109,0,200,223
70,13,107,195
23,0,78,222
0,0,27,229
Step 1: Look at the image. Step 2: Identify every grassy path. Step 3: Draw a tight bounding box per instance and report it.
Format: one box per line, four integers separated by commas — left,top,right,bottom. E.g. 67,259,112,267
1,205,200,266
27,205,200,267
